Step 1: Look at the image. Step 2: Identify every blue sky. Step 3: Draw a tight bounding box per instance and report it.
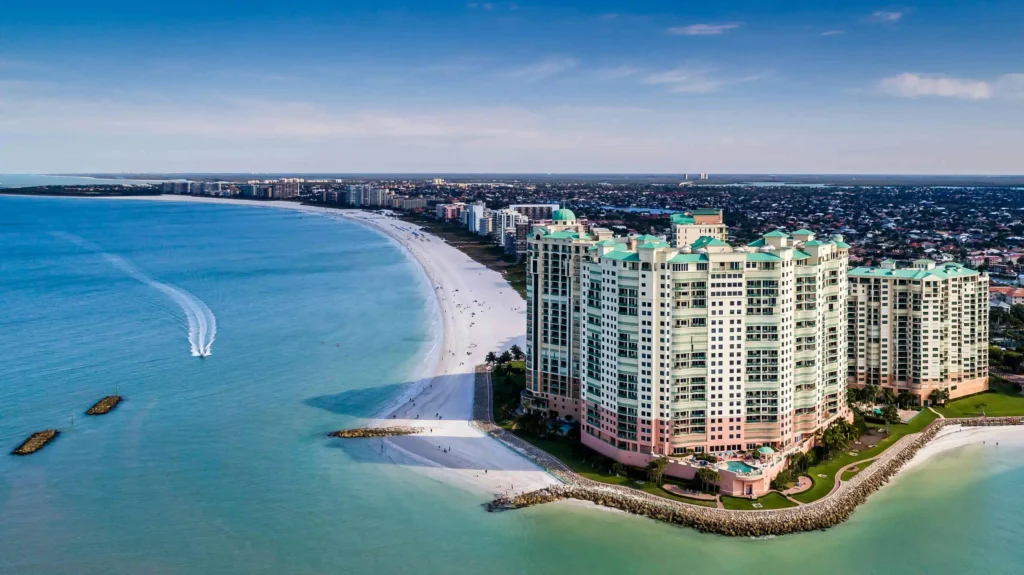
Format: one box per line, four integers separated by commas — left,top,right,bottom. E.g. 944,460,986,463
1,0,1021,173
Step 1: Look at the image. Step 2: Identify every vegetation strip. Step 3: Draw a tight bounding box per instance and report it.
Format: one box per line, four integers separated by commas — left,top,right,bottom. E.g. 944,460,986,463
86,395,123,415
328,426,423,438
12,430,60,456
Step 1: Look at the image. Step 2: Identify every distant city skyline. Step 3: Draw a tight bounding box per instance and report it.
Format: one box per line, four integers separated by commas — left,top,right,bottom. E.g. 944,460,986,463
1,0,1022,174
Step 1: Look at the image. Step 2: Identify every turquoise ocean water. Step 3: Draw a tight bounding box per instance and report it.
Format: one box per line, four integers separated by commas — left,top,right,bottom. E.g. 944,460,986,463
1,195,1021,575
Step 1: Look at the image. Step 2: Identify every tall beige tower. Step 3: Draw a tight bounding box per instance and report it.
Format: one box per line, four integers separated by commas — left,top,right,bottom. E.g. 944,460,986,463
524,209,613,419
847,259,989,402
578,228,849,463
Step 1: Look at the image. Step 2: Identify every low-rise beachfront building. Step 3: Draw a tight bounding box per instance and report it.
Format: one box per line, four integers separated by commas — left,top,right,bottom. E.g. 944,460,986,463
576,228,850,496
671,209,728,248
524,209,613,420
847,259,989,402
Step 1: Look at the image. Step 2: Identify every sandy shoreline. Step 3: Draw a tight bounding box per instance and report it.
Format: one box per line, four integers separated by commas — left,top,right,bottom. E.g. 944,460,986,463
28,194,559,496
8,193,1021,506
900,421,1024,474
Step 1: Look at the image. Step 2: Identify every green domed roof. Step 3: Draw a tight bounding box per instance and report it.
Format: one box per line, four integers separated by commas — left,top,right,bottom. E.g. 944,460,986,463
552,208,576,221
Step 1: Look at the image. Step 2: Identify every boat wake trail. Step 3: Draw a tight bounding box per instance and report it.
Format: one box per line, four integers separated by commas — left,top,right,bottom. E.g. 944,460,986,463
53,232,217,357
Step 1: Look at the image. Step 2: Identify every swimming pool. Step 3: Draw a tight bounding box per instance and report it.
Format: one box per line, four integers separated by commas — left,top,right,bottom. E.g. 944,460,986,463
726,461,757,474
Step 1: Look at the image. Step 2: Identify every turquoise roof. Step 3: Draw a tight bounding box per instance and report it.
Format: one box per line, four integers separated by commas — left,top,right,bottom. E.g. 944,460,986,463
552,208,576,222
792,229,814,235
635,234,664,241
638,240,670,249
747,238,766,247
803,240,826,247
691,236,729,249
763,230,789,238
671,213,696,225
746,252,781,261
835,241,851,249
793,250,812,260
546,231,580,240
603,251,641,262
849,262,980,280
669,253,709,263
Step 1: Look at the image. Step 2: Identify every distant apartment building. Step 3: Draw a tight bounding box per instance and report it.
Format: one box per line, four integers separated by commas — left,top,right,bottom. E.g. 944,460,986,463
525,209,614,419
509,203,560,221
465,202,490,234
391,197,429,210
273,179,302,200
435,202,465,222
847,259,989,402
491,208,529,248
670,209,728,248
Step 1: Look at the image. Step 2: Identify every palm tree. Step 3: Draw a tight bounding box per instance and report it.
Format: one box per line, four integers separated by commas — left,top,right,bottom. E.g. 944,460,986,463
696,467,721,493
510,344,524,360
880,387,897,405
646,457,669,486
928,388,950,406
498,350,513,364
896,390,916,409
612,462,626,477
485,351,498,365
864,384,879,403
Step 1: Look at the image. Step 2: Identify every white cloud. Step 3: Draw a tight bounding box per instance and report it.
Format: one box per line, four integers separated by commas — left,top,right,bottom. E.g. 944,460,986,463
500,57,578,81
668,23,740,36
643,66,760,94
878,73,993,100
820,30,846,36
871,10,905,23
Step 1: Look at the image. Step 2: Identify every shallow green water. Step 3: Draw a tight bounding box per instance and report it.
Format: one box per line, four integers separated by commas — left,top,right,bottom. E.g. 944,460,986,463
1,196,1020,574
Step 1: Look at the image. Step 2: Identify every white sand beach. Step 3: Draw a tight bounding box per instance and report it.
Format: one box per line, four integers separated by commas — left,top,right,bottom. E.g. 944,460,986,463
900,422,1024,474
87,195,560,496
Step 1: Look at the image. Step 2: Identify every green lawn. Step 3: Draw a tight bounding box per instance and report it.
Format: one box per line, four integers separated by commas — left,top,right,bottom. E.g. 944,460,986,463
721,492,797,511
840,468,861,481
509,432,718,507
792,409,939,504
935,377,1024,418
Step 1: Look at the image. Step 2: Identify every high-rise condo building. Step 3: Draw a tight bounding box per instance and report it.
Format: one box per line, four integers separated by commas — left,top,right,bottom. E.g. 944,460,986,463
524,209,613,419
671,209,728,248
571,225,849,496
847,259,989,402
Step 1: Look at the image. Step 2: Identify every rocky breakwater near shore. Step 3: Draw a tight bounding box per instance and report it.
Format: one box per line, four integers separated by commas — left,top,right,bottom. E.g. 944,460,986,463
86,395,123,415
12,430,60,456
488,417,1023,537
329,426,423,439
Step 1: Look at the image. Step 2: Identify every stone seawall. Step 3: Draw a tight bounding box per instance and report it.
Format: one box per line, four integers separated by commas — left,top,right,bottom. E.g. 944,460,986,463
472,365,1023,537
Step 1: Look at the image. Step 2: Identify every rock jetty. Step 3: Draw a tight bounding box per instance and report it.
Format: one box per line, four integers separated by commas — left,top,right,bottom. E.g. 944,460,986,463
86,395,123,415
12,430,60,456
329,426,423,439
485,416,1023,537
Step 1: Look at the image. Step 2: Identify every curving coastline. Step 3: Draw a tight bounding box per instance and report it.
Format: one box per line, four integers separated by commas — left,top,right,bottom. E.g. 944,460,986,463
471,363,1023,536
